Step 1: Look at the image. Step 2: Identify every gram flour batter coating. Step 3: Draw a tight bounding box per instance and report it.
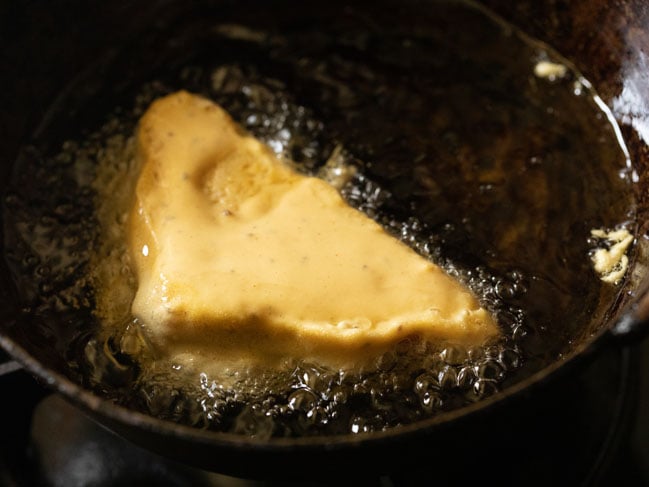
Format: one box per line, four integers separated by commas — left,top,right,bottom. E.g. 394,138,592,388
129,91,499,369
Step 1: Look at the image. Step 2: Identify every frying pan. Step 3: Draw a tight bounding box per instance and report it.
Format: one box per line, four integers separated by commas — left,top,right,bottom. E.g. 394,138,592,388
1,0,649,481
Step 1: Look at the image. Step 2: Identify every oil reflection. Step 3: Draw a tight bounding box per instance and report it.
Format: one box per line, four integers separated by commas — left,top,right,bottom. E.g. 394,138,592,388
613,45,649,150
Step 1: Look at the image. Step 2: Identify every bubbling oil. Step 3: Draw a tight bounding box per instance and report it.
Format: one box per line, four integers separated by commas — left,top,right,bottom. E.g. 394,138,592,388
2,0,636,438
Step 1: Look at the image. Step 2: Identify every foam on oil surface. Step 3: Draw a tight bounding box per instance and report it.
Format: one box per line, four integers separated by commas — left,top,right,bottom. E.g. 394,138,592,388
69,75,527,437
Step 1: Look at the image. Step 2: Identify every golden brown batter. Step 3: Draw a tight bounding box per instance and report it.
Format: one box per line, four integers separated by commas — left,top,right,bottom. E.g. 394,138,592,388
129,91,499,368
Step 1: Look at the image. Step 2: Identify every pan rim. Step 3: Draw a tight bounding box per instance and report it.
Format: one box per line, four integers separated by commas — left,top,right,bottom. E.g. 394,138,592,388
0,318,612,450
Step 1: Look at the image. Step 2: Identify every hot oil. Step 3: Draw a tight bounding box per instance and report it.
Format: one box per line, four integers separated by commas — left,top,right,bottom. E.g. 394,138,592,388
2,0,636,438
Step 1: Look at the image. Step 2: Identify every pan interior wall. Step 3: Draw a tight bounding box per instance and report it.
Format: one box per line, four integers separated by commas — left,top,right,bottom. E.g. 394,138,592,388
0,0,637,437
